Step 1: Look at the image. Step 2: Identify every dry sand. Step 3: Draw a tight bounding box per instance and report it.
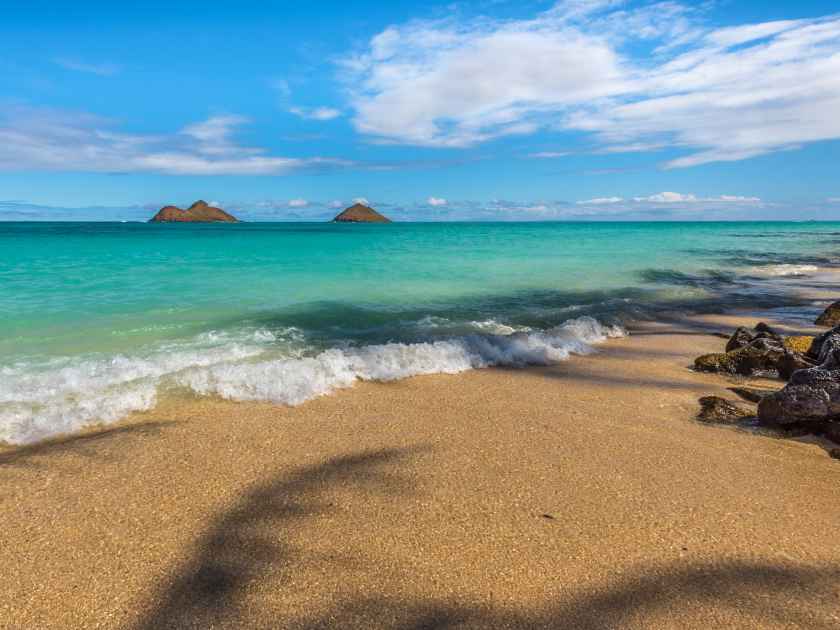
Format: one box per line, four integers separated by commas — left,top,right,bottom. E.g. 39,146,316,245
2,314,840,629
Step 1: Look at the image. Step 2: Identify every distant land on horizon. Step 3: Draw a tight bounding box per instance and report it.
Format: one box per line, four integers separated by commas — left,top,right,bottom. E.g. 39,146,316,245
149,201,239,223
332,203,391,223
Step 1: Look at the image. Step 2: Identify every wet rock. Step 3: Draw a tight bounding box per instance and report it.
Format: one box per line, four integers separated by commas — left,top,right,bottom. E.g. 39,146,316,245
815,301,840,327
697,396,753,424
808,325,840,364
757,344,840,425
754,322,778,335
694,339,785,376
697,325,815,379
824,423,840,446
694,352,736,373
726,327,755,352
757,384,837,426
777,350,816,381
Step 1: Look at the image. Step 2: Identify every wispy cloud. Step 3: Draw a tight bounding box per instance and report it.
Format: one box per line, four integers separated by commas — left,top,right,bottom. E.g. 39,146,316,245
427,196,447,206
0,106,351,175
577,196,624,205
289,106,342,121
53,57,121,76
341,2,840,167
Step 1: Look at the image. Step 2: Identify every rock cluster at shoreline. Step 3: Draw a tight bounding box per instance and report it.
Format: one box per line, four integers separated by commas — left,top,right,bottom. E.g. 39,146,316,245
694,302,840,459
693,322,814,379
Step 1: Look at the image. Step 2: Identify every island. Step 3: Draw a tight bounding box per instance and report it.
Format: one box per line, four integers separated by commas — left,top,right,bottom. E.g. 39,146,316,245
149,200,239,223
332,202,391,223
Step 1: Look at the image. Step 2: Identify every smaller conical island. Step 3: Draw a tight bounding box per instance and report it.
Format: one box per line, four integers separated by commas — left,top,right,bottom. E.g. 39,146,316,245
149,200,239,223
332,203,391,223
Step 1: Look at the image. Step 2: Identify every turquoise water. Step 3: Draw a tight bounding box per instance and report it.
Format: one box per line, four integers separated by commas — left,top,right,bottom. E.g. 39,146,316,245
2,221,838,443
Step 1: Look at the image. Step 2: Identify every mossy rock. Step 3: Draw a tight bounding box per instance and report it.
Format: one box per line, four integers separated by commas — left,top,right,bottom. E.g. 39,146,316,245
694,342,784,376
783,336,814,354
694,352,736,373
816,301,840,327
697,396,753,424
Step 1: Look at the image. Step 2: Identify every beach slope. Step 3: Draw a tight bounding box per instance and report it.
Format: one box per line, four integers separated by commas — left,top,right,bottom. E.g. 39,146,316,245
1,315,839,629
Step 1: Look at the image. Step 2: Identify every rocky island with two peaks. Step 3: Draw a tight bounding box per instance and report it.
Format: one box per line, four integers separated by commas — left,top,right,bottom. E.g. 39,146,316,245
149,200,239,223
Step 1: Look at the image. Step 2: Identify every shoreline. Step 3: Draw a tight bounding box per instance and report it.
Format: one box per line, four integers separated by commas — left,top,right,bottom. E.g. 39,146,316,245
2,307,840,628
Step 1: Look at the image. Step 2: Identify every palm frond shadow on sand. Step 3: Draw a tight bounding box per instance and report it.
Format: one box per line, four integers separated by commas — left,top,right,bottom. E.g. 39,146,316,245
133,445,840,630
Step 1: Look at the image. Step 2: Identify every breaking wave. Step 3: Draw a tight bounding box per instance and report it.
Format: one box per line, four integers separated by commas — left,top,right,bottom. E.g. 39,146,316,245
750,264,820,277
0,317,624,445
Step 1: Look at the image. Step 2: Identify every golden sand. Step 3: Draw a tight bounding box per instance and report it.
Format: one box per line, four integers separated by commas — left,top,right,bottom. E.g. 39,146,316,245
2,314,839,629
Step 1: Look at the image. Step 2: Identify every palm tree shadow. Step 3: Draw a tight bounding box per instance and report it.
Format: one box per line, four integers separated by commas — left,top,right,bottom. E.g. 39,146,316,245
130,447,839,629
0,421,174,469
288,561,840,629
133,446,428,630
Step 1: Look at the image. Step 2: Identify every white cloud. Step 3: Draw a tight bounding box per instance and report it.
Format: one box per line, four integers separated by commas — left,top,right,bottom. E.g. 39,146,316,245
352,197,370,205
577,196,623,204
427,196,447,206
54,57,121,76
634,192,698,203
0,107,350,176
631,192,761,204
717,195,762,203
328,200,345,208
289,106,342,121
288,198,309,207
342,3,840,167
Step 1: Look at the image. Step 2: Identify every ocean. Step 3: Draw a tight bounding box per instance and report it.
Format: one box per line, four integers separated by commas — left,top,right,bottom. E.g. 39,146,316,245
2,221,837,444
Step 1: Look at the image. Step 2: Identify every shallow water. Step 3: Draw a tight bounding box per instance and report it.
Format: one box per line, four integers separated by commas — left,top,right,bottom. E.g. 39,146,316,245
2,221,837,443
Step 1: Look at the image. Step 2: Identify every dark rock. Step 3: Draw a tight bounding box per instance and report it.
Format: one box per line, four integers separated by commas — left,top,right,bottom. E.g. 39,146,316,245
697,396,753,424
790,367,840,386
830,448,840,460
694,352,736,373
777,350,816,381
754,322,778,335
696,325,816,380
808,325,840,364
726,327,755,352
822,423,840,445
757,384,835,426
815,301,840,327
695,338,786,377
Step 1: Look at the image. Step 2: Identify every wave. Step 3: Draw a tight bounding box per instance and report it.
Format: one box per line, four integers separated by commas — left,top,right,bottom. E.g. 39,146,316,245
749,264,820,277
0,317,623,445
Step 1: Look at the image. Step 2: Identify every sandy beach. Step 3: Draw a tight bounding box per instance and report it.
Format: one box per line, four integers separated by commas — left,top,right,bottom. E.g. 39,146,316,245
2,312,839,629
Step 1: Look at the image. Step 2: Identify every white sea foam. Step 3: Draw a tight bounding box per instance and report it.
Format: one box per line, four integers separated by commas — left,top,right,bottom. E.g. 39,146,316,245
0,317,624,445
751,264,819,277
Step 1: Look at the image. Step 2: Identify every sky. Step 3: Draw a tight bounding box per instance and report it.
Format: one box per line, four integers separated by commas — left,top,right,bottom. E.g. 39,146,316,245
1,0,839,221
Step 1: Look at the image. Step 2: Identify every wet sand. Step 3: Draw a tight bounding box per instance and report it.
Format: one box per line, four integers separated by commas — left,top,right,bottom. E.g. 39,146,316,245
2,314,840,629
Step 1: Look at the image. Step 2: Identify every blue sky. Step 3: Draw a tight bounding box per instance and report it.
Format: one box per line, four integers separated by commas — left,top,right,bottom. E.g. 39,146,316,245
1,0,839,220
